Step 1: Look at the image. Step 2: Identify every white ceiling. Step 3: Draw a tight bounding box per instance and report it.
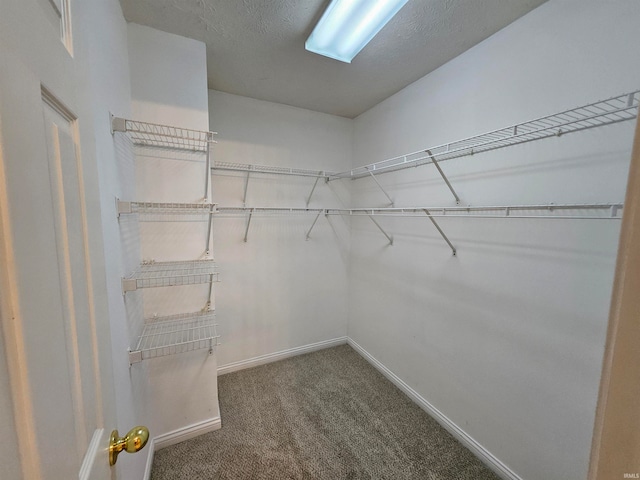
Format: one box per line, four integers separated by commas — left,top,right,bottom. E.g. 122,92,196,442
119,0,548,118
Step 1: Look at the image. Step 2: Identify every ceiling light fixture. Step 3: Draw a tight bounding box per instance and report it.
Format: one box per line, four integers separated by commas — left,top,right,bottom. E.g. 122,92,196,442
305,0,409,63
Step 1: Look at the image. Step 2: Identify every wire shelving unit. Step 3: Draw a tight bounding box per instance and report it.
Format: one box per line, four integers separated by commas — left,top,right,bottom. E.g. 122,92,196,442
117,200,217,219
128,311,219,364
328,90,640,180
325,203,624,220
202,92,639,185
111,117,215,152
117,200,217,255
213,202,624,247
212,162,333,208
216,207,329,242
212,161,333,179
216,207,326,216
121,259,220,293
111,116,217,200
112,117,224,363
206,91,637,253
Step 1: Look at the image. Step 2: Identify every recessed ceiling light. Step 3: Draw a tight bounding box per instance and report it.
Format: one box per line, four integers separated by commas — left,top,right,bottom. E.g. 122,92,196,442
306,0,409,63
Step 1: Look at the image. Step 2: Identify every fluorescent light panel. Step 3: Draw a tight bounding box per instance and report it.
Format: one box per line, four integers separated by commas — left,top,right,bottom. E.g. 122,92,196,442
306,0,409,63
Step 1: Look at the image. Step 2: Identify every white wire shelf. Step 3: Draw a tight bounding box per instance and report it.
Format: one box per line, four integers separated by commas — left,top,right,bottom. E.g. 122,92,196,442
325,203,624,220
329,90,640,180
111,116,217,152
117,200,217,221
122,259,220,293
216,206,326,216
212,161,334,178
129,311,219,364
214,204,623,219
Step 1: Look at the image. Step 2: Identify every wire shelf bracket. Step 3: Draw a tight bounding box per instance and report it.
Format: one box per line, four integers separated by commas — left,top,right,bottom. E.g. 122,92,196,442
212,162,329,208
423,208,456,256
426,150,461,204
367,169,394,206
367,214,393,246
306,177,321,207
242,166,252,207
215,207,329,242
305,210,325,240
243,208,254,243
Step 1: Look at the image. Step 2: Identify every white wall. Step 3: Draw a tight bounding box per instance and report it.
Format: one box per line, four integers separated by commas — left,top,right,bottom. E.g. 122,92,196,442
128,23,209,131
209,90,352,367
126,23,220,443
348,1,640,480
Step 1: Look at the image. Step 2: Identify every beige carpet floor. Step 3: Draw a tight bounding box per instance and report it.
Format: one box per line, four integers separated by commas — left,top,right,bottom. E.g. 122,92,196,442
151,344,500,480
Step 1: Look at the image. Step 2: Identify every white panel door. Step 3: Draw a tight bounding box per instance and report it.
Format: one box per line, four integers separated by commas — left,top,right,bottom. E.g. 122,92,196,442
0,0,123,478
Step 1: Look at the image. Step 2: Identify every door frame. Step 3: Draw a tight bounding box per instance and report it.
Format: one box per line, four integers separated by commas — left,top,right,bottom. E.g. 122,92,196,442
589,110,640,477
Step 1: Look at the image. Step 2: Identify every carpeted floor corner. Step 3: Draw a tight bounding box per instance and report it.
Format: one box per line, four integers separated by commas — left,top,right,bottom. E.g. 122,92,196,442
150,344,500,480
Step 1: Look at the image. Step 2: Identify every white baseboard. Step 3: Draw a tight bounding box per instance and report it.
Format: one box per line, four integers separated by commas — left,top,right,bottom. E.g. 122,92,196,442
144,417,223,477
347,338,523,480
153,417,222,451
217,336,348,375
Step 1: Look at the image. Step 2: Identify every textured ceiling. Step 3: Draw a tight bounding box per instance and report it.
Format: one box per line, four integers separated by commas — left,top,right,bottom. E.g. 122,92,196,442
119,0,548,118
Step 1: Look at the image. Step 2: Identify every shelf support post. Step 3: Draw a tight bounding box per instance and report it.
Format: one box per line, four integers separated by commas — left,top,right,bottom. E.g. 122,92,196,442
206,274,214,311
367,214,393,245
426,149,460,204
367,169,394,206
205,204,215,257
204,133,214,201
306,176,321,207
423,209,456,256
243,208,254,242
305,210,323,240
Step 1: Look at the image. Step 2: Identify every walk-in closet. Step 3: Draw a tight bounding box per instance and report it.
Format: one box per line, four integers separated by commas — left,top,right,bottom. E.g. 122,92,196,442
0,1,638,479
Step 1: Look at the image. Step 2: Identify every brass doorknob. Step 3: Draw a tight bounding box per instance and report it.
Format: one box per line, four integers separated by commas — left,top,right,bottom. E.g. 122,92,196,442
109,426,149,466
